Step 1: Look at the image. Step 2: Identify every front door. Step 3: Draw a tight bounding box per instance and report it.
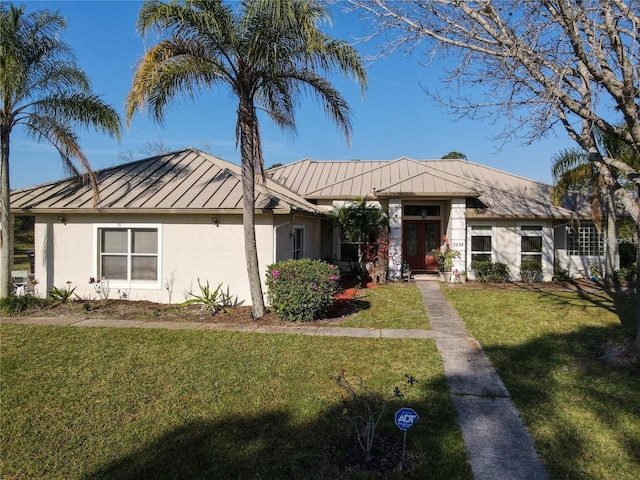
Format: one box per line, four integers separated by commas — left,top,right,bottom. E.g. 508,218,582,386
403,220,440,272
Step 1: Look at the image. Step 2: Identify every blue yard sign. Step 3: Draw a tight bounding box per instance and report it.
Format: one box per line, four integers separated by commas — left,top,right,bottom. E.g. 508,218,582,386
394,407,419,431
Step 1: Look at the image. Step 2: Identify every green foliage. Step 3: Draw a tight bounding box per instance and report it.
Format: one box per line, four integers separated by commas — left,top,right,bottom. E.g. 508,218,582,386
182,279,235,314
441,151,467,159
0,295,46,316
616,264,637,283
266,259,340,322
553,260,570,281
432,247,461,271
470,260,510,282
48,283,77,303
590,262,603,279
519,261,543,283
333,370,417,463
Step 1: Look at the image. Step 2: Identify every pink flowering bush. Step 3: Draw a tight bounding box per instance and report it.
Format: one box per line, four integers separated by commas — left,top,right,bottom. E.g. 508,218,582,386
265,259,341,321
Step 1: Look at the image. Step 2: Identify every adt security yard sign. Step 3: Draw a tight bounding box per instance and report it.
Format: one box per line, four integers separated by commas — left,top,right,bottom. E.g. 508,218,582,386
395,407,419,431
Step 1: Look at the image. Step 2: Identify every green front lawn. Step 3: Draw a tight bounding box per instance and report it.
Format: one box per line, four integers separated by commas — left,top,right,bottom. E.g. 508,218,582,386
442,284,640,480
1,324,470,479
340,282,430,330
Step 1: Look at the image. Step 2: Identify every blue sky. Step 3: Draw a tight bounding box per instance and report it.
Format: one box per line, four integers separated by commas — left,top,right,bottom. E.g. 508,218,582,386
10,0,576,189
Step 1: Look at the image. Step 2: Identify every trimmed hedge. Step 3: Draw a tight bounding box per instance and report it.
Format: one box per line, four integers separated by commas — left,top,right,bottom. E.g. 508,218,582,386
470,260,510,283
519,261,542,283
266,259,340,322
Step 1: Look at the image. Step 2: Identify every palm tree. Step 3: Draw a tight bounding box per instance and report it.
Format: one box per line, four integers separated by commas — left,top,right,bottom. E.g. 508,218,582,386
552,128,640,280
329,197,388,268
552,148,615,278
126,0,367,318
0,4,122,297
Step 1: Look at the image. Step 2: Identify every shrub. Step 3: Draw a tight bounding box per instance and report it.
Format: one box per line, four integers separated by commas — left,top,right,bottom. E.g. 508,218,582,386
266,259,340,322
553,260,570,281
470,260,510,282
0,295,46,316
616,264,637,283
519,261,542,283
182,279,235,314
49,283,77,303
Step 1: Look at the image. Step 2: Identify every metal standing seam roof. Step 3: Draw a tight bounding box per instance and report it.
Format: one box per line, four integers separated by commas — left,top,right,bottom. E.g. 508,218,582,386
267,157,576,219
10,149,324,215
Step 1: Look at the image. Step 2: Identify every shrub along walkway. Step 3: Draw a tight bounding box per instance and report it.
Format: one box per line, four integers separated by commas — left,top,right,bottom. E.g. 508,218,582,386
3,281,548,480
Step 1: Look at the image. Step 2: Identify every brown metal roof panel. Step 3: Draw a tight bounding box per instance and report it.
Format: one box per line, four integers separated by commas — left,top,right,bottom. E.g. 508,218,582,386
11,179,81,210
301,162,323,194
283,160,309,193
184,166,236,209
143,157,213,208
201,175,243,210
307,161,329,193
102,155,185,208
125,150,205,208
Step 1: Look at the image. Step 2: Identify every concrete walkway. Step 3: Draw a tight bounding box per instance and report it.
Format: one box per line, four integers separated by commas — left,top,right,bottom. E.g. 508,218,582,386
2,282,548,479
416,280,548,480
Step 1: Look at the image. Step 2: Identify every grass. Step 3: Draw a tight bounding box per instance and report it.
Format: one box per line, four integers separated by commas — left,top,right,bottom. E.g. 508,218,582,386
0,324,471,479
340,282,430,329
442,284,640,480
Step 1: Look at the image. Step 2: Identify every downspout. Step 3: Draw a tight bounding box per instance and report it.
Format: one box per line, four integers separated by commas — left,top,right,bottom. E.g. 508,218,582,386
553,222,571,277
273,217,291,263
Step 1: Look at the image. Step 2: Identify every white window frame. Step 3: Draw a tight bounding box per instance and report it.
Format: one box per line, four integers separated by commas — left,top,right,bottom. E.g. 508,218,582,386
566,224,605,256
292,226,304,259
519,224,544,266
93,223,162,290
469,224,494,263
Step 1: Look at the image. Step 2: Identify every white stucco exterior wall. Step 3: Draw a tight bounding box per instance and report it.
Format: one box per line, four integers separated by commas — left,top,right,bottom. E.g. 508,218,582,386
465,219,554,281
449,199,466,273
32,212,316,306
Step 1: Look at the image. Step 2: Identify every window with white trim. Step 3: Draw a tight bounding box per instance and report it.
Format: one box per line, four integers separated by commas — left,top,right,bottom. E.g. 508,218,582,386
470,225,492,262
520,225,543,265
292,227,304,259
97,226,160,285
567,224,605,256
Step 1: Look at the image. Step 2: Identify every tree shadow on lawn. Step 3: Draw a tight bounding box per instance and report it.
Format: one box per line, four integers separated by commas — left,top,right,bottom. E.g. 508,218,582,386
478,321,640,479
483,278,636,321
88,392,471,480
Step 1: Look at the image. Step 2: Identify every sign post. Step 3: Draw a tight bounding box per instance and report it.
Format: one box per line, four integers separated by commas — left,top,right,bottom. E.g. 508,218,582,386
394,407,419,460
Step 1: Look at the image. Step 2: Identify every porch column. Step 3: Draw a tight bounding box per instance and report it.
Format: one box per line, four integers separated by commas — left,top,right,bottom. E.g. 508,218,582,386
450,198,466,272
388,198,402,279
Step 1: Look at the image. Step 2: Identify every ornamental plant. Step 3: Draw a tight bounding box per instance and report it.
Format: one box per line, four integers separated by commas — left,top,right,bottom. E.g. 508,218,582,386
333,370,418,465
265,259,340,322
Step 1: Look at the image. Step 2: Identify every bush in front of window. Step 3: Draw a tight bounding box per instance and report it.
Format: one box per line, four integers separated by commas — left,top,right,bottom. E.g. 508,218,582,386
519,261,542,283
266,259,340,322
470,260,510,283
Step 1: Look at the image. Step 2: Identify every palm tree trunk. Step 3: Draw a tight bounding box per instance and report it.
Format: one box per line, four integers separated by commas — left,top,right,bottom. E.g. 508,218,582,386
238,99,266,319
1,127,12,297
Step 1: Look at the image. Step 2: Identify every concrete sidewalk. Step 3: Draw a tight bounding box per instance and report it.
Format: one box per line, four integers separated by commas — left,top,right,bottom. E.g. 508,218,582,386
3,282,548,479
1,315,443,339
416,280,548,480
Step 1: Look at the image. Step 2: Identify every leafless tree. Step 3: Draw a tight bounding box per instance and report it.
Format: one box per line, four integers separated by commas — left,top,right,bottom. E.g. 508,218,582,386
346,0,640,347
